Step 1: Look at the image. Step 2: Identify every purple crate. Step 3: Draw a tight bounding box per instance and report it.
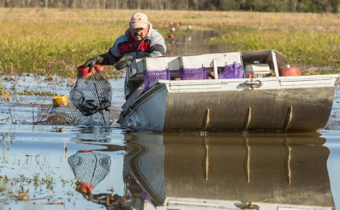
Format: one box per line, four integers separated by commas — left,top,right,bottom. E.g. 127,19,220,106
218,62,244,79
180,67,206,80
143,68,170,91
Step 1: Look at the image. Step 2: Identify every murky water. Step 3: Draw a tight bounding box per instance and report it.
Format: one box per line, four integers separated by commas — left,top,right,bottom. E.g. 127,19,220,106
1,32,340,209
1,126,340,209
1,75,340,210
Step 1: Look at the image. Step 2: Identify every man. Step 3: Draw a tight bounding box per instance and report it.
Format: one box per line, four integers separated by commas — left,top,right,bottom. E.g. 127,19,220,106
84,12,166,70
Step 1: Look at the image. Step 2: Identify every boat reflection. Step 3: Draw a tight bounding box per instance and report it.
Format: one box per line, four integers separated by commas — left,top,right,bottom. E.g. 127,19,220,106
123,132,335,210
68,132,335,209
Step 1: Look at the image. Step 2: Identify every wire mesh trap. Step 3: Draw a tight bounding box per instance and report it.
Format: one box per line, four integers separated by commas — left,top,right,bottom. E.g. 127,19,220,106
70,65,112,117
34,95,85,125
36,104,84,125
5,96,83,125
68,151,111,194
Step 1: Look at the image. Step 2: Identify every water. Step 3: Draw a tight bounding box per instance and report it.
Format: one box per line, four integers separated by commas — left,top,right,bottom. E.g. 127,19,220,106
0,126,340,210
1,74,340,210
1,33,340,209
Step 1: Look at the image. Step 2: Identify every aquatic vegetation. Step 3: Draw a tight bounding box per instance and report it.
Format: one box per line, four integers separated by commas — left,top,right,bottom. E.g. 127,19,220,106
206,12,340,71
0,91,10,101
0,80,3,92
0,80,10,101
0,173,57,202
16,90,57,96
0,9,339,76
0,8,127,77
1,176,9,192
210,28,340,71
1,133,14,164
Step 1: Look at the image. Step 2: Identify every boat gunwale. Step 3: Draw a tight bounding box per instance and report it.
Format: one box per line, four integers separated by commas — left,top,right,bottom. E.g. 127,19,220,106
157,74,340,86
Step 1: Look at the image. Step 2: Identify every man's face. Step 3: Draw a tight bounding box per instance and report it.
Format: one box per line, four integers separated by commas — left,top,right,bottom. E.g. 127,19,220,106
130,26,148,41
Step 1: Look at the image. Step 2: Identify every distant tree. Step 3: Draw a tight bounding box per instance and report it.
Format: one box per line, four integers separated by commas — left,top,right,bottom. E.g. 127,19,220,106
174,0,188,10
297,0,330,12
0,0,338,13
330,0,339,12
218,0,240,11
188,0,199,10
290,0,298,11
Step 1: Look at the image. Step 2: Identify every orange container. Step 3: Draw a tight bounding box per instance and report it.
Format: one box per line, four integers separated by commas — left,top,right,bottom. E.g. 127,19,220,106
77,65,104,78
76,182,93,194
279,67,301,76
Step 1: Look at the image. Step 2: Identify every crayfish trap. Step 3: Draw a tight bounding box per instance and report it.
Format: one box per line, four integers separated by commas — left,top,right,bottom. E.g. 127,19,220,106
70,65,112,117
36,95,84,125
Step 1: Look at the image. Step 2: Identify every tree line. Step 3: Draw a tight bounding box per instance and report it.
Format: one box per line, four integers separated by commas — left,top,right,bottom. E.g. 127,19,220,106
0,0,338,13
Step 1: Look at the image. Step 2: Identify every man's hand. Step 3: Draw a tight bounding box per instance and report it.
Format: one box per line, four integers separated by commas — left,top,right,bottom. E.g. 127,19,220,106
84,55,105,73
115,55,134,70
84,56,105,68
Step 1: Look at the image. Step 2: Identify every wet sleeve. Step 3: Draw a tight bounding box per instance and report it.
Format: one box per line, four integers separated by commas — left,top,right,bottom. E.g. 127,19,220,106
100,37,124,65
100,50,120,65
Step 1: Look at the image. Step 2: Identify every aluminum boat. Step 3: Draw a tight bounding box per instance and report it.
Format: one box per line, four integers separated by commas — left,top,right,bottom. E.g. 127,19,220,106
118,50,339,132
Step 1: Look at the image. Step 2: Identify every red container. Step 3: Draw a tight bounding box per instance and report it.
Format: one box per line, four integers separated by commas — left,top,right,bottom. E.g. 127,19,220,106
279,67,301,76
76,182,93,194
77,65,104,78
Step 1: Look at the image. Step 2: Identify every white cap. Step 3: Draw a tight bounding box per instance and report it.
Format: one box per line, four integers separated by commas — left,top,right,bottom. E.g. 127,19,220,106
130,12,149,29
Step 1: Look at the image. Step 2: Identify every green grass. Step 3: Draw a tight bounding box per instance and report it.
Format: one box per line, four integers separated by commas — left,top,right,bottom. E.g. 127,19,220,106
15,90,57,96
0,80,4,94
0,22,123,77
1,9,340,76
210,27,340,70
0,9,128,77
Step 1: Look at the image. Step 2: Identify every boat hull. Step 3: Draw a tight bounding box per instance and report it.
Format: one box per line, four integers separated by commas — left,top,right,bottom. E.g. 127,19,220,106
164,87,334,131
118,75,338,132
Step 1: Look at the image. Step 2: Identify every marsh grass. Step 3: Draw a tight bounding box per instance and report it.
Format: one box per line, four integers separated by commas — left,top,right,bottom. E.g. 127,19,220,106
16,90,57,96
1,9,340,76
0,80,7,97
211,28,340,70
0,173,56,202
0,8,129,77
205,12,340,71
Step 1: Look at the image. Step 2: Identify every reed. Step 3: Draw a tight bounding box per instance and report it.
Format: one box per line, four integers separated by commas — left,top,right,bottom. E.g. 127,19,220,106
0,8,128,77
1,8,340,76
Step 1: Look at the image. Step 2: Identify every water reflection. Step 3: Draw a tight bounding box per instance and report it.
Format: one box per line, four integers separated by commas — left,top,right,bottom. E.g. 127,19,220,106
121,132,334,209
67,132,335,209
68,150,131,209
67,133,129,209
68,151,111,195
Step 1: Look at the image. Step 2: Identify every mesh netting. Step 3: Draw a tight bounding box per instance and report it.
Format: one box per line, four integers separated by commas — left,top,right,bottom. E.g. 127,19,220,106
68,151,111,189
218,62,244,79
36,104,84,125
70,73,112,116
180,67,206,80
143,68,170,91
